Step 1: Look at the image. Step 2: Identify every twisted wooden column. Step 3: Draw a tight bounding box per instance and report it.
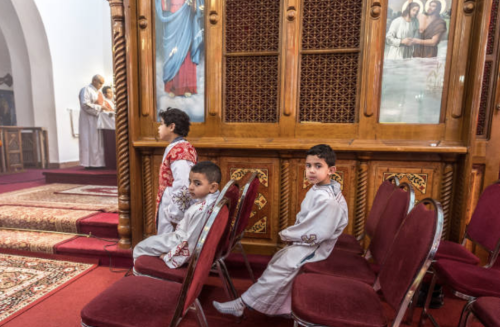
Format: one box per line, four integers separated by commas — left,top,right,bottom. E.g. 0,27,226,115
108,0,131,249
354,161,369,239
142,150,155,237
440,164,454,240
277,158,291,249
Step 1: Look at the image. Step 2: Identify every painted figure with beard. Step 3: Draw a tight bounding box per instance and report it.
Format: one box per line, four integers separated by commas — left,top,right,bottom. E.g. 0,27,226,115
413,0,447,58
385,2,421,59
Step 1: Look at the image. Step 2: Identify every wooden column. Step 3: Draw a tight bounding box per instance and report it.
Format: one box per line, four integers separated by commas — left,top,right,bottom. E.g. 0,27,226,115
277,155,291,249
108,0,131,249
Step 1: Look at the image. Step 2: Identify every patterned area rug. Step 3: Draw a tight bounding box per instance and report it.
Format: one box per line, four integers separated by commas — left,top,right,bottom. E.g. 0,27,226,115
0,253,96,323
55,185,118,197
0,184,118,212
0,230,76,254
0,206,98,233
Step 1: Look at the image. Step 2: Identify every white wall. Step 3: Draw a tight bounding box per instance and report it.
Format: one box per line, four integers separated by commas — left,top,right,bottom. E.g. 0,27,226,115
33,0,113,164
0,29,12,91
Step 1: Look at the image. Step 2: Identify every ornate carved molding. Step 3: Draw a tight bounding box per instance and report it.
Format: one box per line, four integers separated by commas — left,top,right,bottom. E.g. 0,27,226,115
370,1,381,19
142,151,155,237
354,161,368,239
278,158,291,249
440,164,454,240
108,0,131,249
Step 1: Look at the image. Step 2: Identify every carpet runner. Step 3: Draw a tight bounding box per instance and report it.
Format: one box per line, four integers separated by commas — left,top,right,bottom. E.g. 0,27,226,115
0,252,97,324
0,230,76,254
0,184,118,212
0,206,98,233
55,185,118,197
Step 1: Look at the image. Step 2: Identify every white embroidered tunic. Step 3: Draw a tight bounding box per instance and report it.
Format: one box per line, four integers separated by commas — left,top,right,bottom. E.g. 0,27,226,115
79,84,105,167
133,190,220,268
241,181,348,316
157,139,196,234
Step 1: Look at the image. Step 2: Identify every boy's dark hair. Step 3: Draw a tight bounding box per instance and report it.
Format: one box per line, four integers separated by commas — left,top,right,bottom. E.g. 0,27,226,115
191,161,222,184
102,86,111,95
158,107,191,137
306,144,336,167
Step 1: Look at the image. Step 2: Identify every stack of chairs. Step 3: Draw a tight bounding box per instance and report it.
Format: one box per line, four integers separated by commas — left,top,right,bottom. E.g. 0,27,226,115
459,296,500,327
419,180,500,327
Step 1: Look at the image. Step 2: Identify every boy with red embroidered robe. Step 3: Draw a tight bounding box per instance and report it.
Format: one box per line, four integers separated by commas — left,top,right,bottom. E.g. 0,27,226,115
213,144,348,317
156,108,198,234
133,161,220,268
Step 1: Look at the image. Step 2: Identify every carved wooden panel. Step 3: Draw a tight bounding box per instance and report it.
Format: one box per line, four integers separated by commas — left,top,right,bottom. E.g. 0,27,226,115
224,56,279,123
3,130,23,171
21,133,36,168
302,0,362,50
225,0,280,53
219,157,280,242
299,53,358,123
372,162,442,203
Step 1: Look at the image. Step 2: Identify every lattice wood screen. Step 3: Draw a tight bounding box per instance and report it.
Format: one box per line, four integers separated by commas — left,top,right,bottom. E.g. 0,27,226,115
477,0,500,137
299,0,363,123
224,0,280,123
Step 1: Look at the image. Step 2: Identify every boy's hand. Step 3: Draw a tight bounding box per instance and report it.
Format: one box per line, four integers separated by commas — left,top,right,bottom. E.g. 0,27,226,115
160,254,166,260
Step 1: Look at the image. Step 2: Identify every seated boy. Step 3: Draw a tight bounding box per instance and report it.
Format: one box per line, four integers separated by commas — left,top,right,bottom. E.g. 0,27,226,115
133,161,221,268
156,107,197,234
213,144,348,317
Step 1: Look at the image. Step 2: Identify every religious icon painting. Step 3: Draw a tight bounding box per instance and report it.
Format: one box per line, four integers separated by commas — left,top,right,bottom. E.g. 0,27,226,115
0,90,16,126
379,0,451,124
154,0,205,123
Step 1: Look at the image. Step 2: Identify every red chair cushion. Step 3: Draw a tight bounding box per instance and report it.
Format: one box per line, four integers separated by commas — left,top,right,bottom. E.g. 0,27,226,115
434,259,500,298
292,273,386,327
365,180,397,238
434,240,480,266
134,255,187,283
335,234,364,255
81,276,181,327
473,297,500,327
301,249,376,285
467,183,500,252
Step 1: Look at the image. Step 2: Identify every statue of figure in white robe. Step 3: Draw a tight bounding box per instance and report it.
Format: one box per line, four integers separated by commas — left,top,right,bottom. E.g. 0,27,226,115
79,75,107,168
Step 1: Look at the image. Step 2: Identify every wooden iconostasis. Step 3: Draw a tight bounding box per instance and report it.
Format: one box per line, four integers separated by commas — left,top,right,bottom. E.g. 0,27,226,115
107,0,500,260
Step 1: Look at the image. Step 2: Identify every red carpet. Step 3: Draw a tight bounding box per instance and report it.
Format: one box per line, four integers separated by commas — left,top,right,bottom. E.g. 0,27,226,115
0,251,97,325
78,213,119,239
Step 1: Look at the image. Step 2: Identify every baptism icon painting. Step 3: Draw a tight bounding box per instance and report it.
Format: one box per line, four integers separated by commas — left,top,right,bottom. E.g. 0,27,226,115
155,0,205,122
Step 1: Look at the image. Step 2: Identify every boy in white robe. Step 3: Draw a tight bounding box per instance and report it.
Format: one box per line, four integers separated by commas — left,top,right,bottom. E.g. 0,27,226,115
133,161,221,268
213,144,348,317
156,108,198,234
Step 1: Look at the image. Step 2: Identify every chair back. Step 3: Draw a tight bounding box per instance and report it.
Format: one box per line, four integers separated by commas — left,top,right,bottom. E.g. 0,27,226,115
377,198,443,326
465,181,500,265
365,176,400,238
228,172,260,248
214,180,240,256
369,182,415,264
170,198,231,324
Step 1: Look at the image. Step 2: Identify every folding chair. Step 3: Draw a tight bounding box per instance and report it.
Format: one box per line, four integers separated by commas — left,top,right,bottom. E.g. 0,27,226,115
458,297,500,327
433,180,500,266
80,198,231,327
301,182,415,286
133,180,239,290
292,198,443,327
335,176,401,255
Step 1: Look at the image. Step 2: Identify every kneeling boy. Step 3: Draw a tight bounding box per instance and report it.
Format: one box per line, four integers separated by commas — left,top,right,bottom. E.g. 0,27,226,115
213,144,348,317
133,161,221,268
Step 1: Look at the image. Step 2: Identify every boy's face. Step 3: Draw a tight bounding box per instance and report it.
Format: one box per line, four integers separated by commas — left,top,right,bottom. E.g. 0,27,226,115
189,171,218,199
158,118,176,142
305,155,336,186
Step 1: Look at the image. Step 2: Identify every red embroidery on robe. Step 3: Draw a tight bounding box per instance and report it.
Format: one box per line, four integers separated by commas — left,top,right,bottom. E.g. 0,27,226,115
155,142,197,224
